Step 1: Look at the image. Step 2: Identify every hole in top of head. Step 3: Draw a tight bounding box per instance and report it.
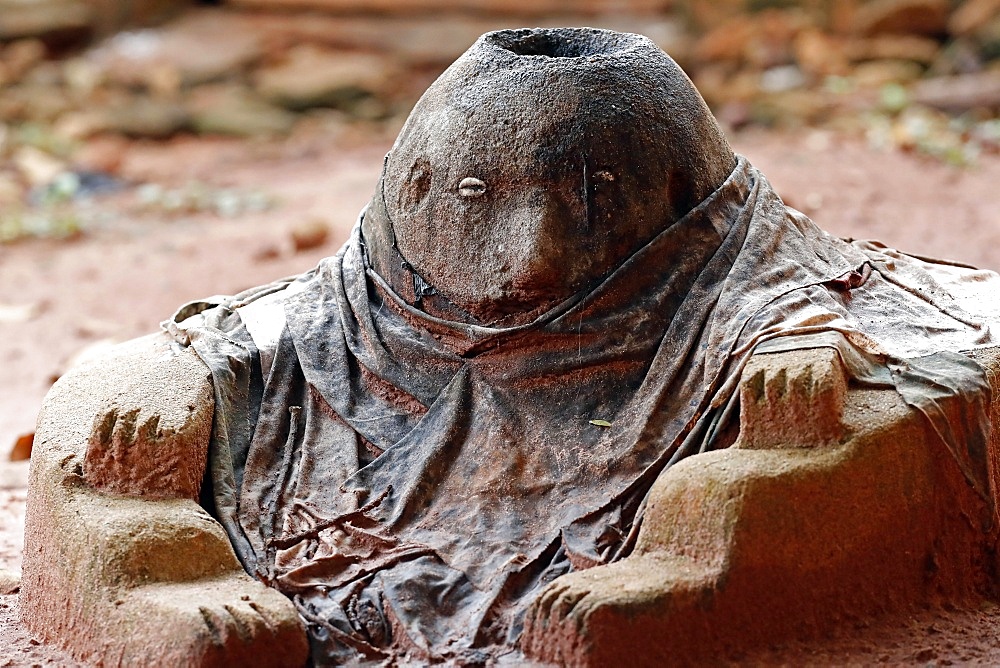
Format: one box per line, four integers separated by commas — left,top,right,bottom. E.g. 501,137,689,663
488,29,628,59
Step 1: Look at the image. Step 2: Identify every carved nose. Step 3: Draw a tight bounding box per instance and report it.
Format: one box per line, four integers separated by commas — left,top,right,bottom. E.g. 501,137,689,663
496,194,586,288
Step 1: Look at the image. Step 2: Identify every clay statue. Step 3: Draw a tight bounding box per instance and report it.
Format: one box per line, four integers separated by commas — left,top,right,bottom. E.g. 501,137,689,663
21,27,1000,666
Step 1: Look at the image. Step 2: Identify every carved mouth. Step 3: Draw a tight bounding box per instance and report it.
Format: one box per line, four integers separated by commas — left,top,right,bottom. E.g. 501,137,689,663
486,28,633,59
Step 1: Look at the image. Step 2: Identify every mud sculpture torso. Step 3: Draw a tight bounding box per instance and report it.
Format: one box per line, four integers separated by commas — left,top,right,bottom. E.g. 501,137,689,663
167,28,1000,664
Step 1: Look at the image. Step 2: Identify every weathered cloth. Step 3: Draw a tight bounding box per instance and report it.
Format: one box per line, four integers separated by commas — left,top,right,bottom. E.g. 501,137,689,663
166,157,998,664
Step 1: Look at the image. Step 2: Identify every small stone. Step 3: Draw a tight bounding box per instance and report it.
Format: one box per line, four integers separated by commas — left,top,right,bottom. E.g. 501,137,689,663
912,71,1000,111
86,12,263,89
694,19,754,64
949,0,1000,37
255,45,399,113
715,100,751,130
62,57,103,95
0,39,46,83
78,98,189,139
846,35,941,64
805,130,833,151
830,0,860,34
760,65,806,93
0,570,20,595
290,219,331,252
673,0,748,31
14,146,66,187
0,175,24,208
852,0,950,37
52,111,102,141
750,90,830,127
252,244,282,263
0,302,43,324
10,432,33,461
146,63,182,98
186,84,297,138
0,0,92,41
693,66,761,108
694,9,807,70
852,59,924,88
794,29,850,78
72,134,128,175
0,83,72,124
87,0,194,36
978,16,1000,52
802,192,824,213
744,9,808,70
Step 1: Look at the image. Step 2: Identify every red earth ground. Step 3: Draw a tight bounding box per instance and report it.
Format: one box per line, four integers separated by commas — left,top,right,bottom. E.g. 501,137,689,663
2,125,1000,664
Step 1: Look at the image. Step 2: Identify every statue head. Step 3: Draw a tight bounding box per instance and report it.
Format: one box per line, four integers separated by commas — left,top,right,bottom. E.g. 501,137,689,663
364,27,736,325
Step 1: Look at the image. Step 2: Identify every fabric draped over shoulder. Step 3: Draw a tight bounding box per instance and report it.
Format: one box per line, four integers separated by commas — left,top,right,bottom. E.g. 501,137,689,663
167,156,999,664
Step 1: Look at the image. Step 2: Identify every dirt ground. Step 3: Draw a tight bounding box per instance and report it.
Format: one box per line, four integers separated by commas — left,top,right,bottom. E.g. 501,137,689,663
3,125,1000,664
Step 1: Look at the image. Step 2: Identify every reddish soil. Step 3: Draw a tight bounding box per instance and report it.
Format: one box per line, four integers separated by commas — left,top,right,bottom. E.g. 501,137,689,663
2,126,1000,664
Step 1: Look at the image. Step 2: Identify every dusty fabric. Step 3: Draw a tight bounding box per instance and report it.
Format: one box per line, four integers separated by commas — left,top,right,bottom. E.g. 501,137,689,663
371,28,736,325
166,157,999,664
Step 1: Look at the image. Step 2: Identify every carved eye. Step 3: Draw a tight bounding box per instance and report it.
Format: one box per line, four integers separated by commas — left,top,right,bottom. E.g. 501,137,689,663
401,159,432,211
458,177,486,198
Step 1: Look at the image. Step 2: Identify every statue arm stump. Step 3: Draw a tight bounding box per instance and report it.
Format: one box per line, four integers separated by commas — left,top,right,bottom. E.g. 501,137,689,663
20,332,309,667
521,344,997,665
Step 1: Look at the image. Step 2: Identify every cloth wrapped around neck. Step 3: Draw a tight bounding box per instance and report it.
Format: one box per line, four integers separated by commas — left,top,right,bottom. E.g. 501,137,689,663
167,156,997,663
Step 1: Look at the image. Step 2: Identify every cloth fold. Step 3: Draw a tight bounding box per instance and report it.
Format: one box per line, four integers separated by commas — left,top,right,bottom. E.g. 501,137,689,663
168,156,999,664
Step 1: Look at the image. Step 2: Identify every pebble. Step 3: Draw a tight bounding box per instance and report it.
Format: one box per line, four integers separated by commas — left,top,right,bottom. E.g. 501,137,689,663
913,70,1000,111
0,0,91,41
87,13,264,89
290,219,331,252
13,146,65,187
254,46,399,113
853,0,950,37
186,84,297,138
8,434,32,462
0,569,19,595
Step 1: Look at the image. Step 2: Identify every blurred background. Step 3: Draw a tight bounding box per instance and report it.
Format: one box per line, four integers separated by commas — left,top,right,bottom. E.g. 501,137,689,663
2,0,1000,176
1,0,1000,459
5,3,1000,659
